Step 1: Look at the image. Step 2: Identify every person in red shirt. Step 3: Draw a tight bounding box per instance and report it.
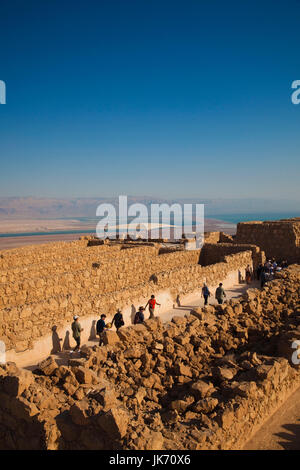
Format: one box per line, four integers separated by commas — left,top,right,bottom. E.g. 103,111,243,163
145,294,161,319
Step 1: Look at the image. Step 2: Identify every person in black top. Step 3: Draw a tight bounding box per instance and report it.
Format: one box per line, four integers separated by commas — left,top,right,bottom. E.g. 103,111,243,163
112,309,124,331
256,264,263,281
134,306,145,324
96,314,106,346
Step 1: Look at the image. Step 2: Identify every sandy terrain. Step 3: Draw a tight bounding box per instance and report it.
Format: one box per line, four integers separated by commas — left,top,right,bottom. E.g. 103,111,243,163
0,218,94,234
0,233,95,251
244,386,300,450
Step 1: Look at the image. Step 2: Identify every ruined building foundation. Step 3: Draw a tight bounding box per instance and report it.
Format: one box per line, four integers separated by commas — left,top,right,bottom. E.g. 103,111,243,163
0,218,300,450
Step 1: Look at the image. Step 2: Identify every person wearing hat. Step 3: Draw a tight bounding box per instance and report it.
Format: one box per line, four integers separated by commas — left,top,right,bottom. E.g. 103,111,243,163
71,315,83,352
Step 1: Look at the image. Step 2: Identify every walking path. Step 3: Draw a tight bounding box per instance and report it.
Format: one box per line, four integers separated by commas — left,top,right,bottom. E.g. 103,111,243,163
20,277,300,450
160,280,260,322
23,280,260,370
244,386,300,450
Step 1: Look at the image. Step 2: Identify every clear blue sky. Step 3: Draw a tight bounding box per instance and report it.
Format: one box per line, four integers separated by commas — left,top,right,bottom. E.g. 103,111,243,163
0,0,300,200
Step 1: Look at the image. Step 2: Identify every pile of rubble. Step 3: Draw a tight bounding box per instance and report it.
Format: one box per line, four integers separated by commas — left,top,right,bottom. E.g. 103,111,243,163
1,265,300,450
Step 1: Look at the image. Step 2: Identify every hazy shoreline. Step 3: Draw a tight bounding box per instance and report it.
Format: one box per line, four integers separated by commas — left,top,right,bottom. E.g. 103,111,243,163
0,217,236,250
0,218,94,234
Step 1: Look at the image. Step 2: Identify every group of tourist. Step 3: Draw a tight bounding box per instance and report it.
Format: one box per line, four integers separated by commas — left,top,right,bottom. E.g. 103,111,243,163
201,258,290,306
70,294,161,352
257,259,288,288
70,259,289,352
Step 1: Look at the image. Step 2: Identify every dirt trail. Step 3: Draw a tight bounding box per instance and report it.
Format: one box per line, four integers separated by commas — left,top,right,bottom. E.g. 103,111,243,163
24,280,259,370
161,280,259,322
244,386,300,450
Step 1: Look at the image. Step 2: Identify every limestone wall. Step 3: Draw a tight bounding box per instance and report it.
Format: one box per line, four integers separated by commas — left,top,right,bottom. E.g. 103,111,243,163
204,231,234,244
204,232,221,243
199,243,265,269
0,240,258,358
235,219,300,263
1,265,300,450
0,247,200,309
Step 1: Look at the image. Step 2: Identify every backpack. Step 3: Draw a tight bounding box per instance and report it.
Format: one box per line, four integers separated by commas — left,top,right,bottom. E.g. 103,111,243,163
115,313,124,327
134,311,144,324
203,286,210,296
134,312,139,324
148,298,156,309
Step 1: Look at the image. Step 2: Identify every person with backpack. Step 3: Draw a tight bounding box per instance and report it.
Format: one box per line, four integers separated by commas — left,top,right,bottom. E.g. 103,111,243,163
145,294,161,319
134,306,145,324
201,283,211,305
215,283,226,305
71,315,83,352
111,309,125,331
96,314,106,346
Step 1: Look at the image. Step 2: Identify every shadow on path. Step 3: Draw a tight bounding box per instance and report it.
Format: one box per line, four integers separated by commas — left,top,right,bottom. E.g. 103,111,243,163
275,421,300,450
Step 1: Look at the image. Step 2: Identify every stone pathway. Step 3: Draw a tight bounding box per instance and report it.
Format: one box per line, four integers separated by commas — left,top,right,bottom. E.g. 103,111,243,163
159,280,260,323
24,280,260,370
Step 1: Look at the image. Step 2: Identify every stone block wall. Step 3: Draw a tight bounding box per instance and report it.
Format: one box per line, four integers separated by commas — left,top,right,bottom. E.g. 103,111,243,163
0,240,259,356
1,265,300,450
204,232,221,243
199,243,265,269
0,246,201,309
203,231,233,244
235,219,300,264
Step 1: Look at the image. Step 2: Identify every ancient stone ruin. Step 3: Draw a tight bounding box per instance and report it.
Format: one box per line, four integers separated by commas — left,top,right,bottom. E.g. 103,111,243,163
235,218,300,264
0,218,299,450
0,236,264,363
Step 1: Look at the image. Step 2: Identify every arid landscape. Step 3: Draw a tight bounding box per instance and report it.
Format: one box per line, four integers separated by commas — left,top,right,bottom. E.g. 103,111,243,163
0,217,235,250
0,217,300,450
1,0,300,457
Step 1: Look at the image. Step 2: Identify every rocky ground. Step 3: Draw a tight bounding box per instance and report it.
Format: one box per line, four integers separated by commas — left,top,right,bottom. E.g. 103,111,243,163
20,280,258,370
0,265,300,450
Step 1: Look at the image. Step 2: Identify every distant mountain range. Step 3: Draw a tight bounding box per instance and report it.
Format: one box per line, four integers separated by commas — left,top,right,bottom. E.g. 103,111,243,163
0,196,299,219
